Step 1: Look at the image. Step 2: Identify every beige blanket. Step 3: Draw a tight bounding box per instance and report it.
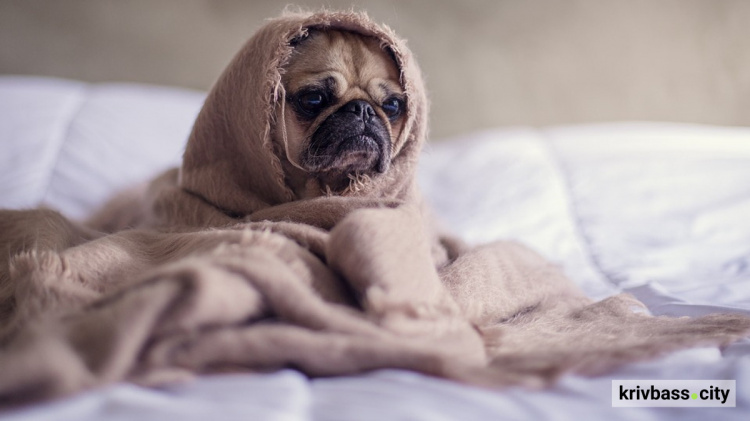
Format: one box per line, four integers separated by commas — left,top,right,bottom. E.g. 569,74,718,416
1,10,748,406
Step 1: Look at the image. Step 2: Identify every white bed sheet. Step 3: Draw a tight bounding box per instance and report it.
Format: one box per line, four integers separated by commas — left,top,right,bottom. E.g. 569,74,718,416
1,76,749,420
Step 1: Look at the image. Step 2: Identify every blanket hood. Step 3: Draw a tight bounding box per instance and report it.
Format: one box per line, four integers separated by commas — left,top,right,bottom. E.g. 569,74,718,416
179,11,428,217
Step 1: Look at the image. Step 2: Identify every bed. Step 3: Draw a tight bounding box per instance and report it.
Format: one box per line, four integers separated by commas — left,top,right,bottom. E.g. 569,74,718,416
1,75,748,420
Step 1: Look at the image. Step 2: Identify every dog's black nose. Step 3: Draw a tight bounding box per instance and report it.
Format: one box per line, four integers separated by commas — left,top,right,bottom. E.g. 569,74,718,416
342,100,376,121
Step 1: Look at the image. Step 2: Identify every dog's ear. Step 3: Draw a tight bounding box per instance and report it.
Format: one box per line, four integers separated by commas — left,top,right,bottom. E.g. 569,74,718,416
289,28,321,47
289,33,307,47
383,45,400,70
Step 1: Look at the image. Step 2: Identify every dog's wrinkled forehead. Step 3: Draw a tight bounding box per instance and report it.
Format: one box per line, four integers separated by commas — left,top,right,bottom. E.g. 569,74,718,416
283,29,403,104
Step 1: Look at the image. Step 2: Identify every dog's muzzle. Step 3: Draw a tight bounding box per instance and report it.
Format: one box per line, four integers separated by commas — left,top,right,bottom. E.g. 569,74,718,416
302,99,392,175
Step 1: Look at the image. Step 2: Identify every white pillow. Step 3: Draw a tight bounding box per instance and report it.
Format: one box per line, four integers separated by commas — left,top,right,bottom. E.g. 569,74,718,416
0,76,204,220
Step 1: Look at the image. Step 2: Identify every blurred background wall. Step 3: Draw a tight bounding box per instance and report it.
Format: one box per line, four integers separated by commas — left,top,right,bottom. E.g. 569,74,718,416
1,0,748,139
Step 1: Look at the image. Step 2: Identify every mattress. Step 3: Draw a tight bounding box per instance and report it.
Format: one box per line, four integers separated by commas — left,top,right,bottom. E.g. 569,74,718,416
1,76,748,420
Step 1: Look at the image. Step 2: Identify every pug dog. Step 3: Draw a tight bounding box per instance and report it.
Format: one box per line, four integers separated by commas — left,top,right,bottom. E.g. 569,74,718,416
275,29,407,197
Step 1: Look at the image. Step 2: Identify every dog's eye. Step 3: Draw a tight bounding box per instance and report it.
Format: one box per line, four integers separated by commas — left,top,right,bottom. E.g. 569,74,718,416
297,91,326,113
382,97,403,119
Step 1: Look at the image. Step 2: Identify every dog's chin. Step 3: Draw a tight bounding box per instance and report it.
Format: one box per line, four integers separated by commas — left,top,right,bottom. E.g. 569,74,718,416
302,134,389,191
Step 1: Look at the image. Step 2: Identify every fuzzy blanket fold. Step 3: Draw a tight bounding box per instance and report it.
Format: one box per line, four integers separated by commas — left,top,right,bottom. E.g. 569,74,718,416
1,10,749,406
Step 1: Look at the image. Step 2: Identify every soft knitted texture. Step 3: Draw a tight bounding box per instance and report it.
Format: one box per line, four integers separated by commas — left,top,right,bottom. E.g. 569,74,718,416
1,10,748,407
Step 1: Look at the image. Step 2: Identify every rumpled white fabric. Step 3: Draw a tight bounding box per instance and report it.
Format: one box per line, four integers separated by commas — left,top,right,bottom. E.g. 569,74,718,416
1,76,748,420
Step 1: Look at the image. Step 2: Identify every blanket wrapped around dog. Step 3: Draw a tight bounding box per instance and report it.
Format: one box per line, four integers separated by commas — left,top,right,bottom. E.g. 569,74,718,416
1,10,749,406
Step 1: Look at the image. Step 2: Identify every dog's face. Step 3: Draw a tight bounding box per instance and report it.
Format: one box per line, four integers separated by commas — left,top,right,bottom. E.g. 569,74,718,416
279,29,405,193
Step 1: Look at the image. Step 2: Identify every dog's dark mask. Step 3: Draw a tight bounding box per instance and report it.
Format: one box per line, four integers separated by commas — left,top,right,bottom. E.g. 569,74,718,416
303,98,391,173
291,91,401,190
